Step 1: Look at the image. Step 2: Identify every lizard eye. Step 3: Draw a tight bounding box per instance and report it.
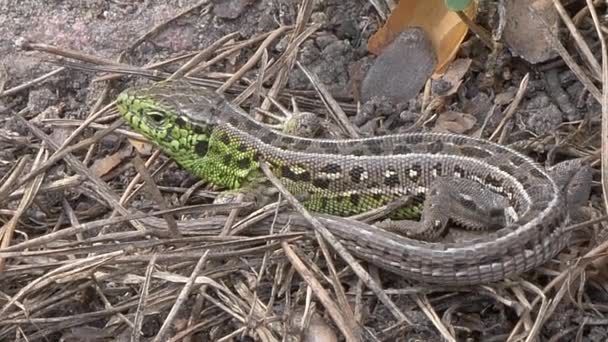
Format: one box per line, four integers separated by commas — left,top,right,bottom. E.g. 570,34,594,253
146,111,166,124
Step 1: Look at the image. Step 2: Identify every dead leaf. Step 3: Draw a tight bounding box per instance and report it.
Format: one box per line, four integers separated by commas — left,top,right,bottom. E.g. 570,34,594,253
90,147,132,178
432,110,476,133
368,0,477,73
431,58,472,96
128,138,154,155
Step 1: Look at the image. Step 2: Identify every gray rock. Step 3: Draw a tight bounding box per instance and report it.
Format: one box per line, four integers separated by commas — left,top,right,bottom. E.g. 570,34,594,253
360,27,436,104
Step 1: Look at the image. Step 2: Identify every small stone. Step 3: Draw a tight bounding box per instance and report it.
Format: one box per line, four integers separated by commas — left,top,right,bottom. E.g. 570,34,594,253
310,12,328,25
213,0,252,19
503,0,559,63
335,19,358,40
315,33,338,49
360,27,436,104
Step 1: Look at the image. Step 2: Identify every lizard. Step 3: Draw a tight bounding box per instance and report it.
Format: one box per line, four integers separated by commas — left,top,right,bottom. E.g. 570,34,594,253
115,80,590,285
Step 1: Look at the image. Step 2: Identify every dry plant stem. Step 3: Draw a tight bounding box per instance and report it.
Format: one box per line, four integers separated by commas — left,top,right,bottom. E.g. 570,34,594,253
94,52,198,82
61,199,85,243
0,67,65,98
528,3,601,103
367,0,389,20
186,27,291,78
120,150,163,206
131,154,180,237
57,99,117,152
0,119,125,204
416,295,455,342
57,60,360,114
217,28,290,94
80,88,115,166
551,0,602,79
169,32,240,80
153,252,210,342
132,254,157,342
521,281,551,342
280,241,361,342
6,174,82,201
11,114,148,232
510,235,608,337
0,155,28,197
220,193,245,237
0,204,244,254
456,11,494,49
91,276,137,331
585,0,608,217
0,150,46,271
310,219,356,328
232,25,316,106
259,0,314,114
296,62,360,138
490,73,529,142
251,48,268,120
17,38,121,66
0,250,124,317
258,161,410,323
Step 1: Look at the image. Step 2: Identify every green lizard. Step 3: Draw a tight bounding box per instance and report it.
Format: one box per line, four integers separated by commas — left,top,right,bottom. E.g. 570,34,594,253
115,80,579,240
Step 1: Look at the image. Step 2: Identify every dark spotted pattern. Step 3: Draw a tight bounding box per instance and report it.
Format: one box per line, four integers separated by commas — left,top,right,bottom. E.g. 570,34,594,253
237,158,251,170
394,144,412,154
319,141,333,149
454,165,466,177
432,162,443,176
193,125,206,135
484,174,503,189
175,117,186,127
349,166,366,183
313,178,331,189
280,165,311,182
294,139,311,150
223,154,232,165
218,131,231,145
408,164,423,182
323,145,341,154
349,193,361,206
460,146,493,159
384,168,400,187
260,132,276,144
364,140,383,154
281,136,295,145
237,143,248,152
195,140,209,156
320,163,342,174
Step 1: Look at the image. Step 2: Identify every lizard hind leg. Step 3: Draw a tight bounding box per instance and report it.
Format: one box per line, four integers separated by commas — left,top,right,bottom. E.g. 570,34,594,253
547,158,592,222
377,177,510,241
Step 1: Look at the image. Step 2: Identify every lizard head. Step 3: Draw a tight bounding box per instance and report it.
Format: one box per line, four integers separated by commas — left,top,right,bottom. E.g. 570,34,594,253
116,80,225,165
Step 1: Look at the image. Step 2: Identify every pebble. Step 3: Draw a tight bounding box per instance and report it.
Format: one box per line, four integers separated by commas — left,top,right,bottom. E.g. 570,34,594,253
360,27,436,104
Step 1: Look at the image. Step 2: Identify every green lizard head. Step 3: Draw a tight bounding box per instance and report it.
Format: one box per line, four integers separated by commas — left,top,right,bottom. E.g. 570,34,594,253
116,81,219,166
